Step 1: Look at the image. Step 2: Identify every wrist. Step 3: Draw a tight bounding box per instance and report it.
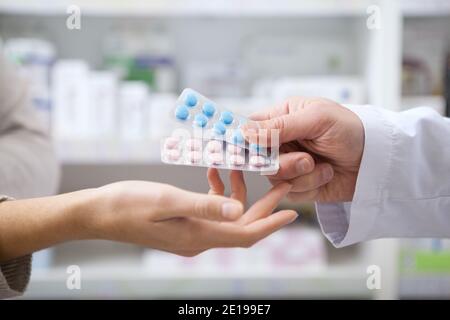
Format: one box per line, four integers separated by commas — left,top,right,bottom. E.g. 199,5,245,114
61,188,103,240
0,189,101,261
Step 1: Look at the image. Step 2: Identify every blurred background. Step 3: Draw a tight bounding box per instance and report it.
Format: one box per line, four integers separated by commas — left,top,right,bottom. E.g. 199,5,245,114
0,0,449,299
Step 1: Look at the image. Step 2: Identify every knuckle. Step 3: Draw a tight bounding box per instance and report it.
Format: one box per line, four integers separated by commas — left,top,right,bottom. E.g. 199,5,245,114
194,198,212,219
305,97,329,109
317,164,333,185
272,117,285,131
286,97,302,112
316,170,327,186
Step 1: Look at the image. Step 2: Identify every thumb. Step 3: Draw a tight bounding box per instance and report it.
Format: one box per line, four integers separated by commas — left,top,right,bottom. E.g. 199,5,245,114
155,188,244,222
243,109,323,145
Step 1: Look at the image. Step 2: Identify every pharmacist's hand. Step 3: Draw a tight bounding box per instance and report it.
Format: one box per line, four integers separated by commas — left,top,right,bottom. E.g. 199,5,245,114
88,178,297,257
243,97,364,202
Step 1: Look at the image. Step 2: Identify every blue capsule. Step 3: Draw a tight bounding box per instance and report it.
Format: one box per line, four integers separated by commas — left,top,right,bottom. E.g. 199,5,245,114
175,105,189,120
232,130,244,145
185,93,198,107
220,111,234,125
213,122,226,135
202,102,216,118
194,113,208,128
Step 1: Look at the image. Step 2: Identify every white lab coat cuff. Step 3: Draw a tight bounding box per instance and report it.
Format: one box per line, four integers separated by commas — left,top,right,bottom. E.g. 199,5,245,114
316,105,394,247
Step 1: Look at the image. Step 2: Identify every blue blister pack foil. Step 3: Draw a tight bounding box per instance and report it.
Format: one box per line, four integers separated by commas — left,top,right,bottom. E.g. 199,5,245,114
172,88,253,147
161,88,279,175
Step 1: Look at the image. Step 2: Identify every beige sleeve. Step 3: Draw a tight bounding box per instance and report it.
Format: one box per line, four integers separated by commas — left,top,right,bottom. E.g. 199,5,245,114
0,55,59,298
0,55,60,199
0,196,32,299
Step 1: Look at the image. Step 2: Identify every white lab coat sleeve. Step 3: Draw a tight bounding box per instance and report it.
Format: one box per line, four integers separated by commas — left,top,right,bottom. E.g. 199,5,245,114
315,105,450,247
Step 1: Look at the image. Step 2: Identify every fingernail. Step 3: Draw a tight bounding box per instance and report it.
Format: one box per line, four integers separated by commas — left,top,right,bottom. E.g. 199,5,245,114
322,166,334,182
289,213,300,223
221,202,242,219
296,158,311,173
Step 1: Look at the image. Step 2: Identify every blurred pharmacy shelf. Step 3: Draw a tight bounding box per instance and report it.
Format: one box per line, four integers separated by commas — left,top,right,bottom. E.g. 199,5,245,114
22,229,380,299
56,140,162,165
0,0,374,17
400,0,450,17
2,0,449,18
398,239,450,298
23,265,374,299
401,95,446,115
399,3,450,298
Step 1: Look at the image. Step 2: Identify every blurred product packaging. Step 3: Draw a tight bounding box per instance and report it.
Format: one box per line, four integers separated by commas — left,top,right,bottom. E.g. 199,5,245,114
52,59,156,143
252,76,365,105
103,24,176,93
400,239,450,297
3,38,55,130
402,57,432,96
183,61,247,98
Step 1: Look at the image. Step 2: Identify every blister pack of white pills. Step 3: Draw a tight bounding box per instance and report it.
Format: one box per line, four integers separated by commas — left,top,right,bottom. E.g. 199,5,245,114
161,89,279,175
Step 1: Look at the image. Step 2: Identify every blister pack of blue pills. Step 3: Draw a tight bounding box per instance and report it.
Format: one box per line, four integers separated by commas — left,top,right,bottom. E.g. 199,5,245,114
160,88,279,175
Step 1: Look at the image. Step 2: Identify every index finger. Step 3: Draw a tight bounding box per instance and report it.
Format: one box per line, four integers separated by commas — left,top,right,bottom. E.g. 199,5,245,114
269,152,315,180
249,101,290,121
239,182,292,225
207,168,225,196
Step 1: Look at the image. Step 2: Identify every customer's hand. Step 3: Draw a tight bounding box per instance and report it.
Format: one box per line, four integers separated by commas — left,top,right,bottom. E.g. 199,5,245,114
0,174,296,261
84,175,297,257
243,97,364,202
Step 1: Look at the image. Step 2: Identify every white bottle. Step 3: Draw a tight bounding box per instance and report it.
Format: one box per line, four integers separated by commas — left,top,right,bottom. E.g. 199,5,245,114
52,60,91,141
118,81,149,141
88,71,118,140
